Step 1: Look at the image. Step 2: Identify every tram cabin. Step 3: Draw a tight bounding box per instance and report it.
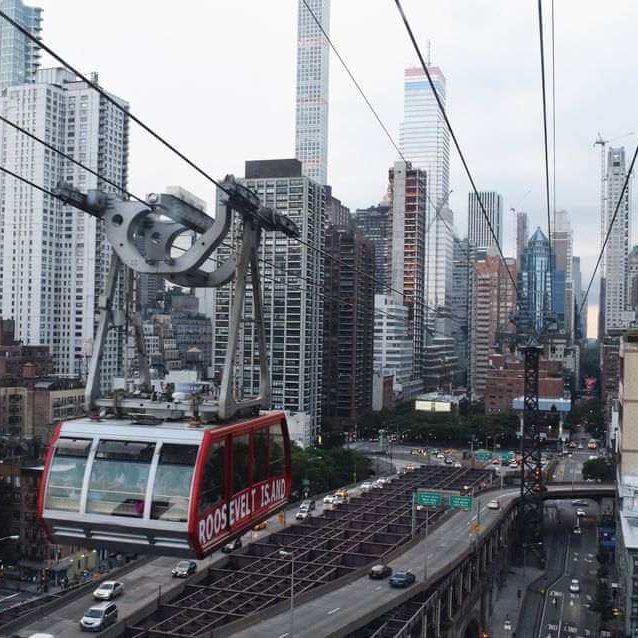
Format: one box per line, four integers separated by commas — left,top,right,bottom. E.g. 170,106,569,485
38,412,291,558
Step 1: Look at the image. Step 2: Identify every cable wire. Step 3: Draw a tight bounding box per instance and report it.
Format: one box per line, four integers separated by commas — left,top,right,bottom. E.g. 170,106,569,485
579,142,638,317
537,0,554,313
392,0,518,294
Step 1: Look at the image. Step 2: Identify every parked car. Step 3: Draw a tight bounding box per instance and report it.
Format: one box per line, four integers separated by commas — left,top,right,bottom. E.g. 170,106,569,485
368,564,393,580
569,579,580,593
79,602,118,632
172,560,197,578
389,570,416,588
487,499,500,510
92,580,124,601
222,537,242,553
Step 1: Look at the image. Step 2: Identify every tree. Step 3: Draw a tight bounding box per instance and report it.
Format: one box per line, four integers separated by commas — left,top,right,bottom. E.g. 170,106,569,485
582,458,615,482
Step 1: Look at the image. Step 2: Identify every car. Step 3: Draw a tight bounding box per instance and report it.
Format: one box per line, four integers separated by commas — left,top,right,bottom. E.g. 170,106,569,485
253,521,268,531
172,560,197,578
29,634,55,638
406,463,417,472
360,481,373,492
295,509,310,521
332,494,345,504
504,619,512,631
222,537,242,553
436,453,445,459
509,462,518,468
323,494,335,505
576,509,586,518
573,526,582,535
301,499,316,511
491,458,501,466
335,489,349,499
431,448,440,455
487,499,500,510
79,602,118,632
92,580,124,601
444,458,453,465
569,579,580,593
368,564,393,579
372,480,384,489
453,462,462,468
389,570,416,588
589,455,598,461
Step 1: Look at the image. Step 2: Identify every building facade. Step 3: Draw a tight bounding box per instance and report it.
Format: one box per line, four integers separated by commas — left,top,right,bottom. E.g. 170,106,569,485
0,0,42,89
353,203,390,294
552,209,574,339
469,255,517,399
451,238,471,386
212,159,325,444
572,255,585,339
602,146,633,333
468,191,503,251
388,160,427,375
295,0,330,185
515,211,528,266
321,225,374,439
0,68,129,386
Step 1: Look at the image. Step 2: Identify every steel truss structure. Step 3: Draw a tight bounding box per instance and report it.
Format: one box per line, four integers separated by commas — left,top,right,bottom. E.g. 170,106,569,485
519,341,545,567
126,466,492,637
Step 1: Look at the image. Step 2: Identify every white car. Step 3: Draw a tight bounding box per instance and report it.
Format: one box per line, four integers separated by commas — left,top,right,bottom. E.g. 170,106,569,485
295,509,310,521
569,579,580,593
372,480,384,489
453,462,462,468
332,494,345,505
323,495,335,505
360,481,373,492
504,619,512,631
487,499,500,510
93,580,124,601
436,453,445,459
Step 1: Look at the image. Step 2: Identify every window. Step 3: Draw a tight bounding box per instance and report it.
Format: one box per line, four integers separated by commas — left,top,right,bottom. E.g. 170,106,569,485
44,437,91,512
151,444,198,522
269,424,285,477
232,434,250,492
253,428,268,483
198,440,225,514
86,440,155,518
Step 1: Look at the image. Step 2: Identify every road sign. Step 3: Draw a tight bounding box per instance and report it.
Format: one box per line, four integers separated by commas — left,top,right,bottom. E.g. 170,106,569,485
475,449,492,462
471,522,481,534
448,494,473,510
417,491,442,507
501,451,514,462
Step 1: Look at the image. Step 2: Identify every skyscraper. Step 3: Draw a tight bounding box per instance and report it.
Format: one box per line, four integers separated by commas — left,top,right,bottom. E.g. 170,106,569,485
212,159,325,446
0,68,129,384
572,255,585,339
0,0,41,89
519,228,552,334
353,203,391,294
388,160,427,375
468,191,503,251
601,146,633,333
552,209,574,338
399,65,453,317
516,211,528,265
295,0,330,185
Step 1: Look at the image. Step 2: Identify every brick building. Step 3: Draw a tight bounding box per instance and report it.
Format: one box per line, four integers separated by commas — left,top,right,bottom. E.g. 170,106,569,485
484,353,564,414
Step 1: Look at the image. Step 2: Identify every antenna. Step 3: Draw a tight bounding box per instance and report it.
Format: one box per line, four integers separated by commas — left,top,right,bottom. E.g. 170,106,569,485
426,39,432,66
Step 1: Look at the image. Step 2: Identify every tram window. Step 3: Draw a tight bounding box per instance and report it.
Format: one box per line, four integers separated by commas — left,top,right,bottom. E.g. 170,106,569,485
269,424,285,477
253,428,268,483
44,438,91,512
151,444,198,522
87,440,155,518
232,433,250,493
198,440,225,515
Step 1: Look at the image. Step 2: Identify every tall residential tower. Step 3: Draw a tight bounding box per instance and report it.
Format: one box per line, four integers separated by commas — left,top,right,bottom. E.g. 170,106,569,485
0,0,42,88
295,0,330,185
468,191,503,251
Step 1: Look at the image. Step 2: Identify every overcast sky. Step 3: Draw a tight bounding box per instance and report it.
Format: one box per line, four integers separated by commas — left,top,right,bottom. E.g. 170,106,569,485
35,0,638,336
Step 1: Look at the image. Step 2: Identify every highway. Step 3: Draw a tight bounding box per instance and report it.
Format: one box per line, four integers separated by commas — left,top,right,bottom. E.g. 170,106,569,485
535,501,601,638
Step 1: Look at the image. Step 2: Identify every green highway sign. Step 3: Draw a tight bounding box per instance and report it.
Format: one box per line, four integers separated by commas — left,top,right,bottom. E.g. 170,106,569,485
475,449,492,462
501,452,514,462
417,491,443,508
448,494,473,510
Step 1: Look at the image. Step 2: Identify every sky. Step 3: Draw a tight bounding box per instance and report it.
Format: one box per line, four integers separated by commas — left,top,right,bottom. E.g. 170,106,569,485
34,0,638,337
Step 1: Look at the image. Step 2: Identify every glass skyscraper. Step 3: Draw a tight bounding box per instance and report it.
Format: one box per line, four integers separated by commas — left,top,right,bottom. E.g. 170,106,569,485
295,0,330,185
0,0,42,89
519,227,552,334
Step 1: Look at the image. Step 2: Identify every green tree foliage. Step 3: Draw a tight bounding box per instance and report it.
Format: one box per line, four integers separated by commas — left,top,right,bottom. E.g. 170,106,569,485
582,457,615,482
593,581,614,621
565,398,604,438
291,445,370,500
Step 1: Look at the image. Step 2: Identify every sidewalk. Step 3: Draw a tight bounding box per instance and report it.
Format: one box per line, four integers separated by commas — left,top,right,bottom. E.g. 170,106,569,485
489,566,543,638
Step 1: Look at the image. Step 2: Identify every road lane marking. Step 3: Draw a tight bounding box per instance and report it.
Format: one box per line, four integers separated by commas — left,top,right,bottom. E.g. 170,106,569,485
278,633,289,638
327,607,341,615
